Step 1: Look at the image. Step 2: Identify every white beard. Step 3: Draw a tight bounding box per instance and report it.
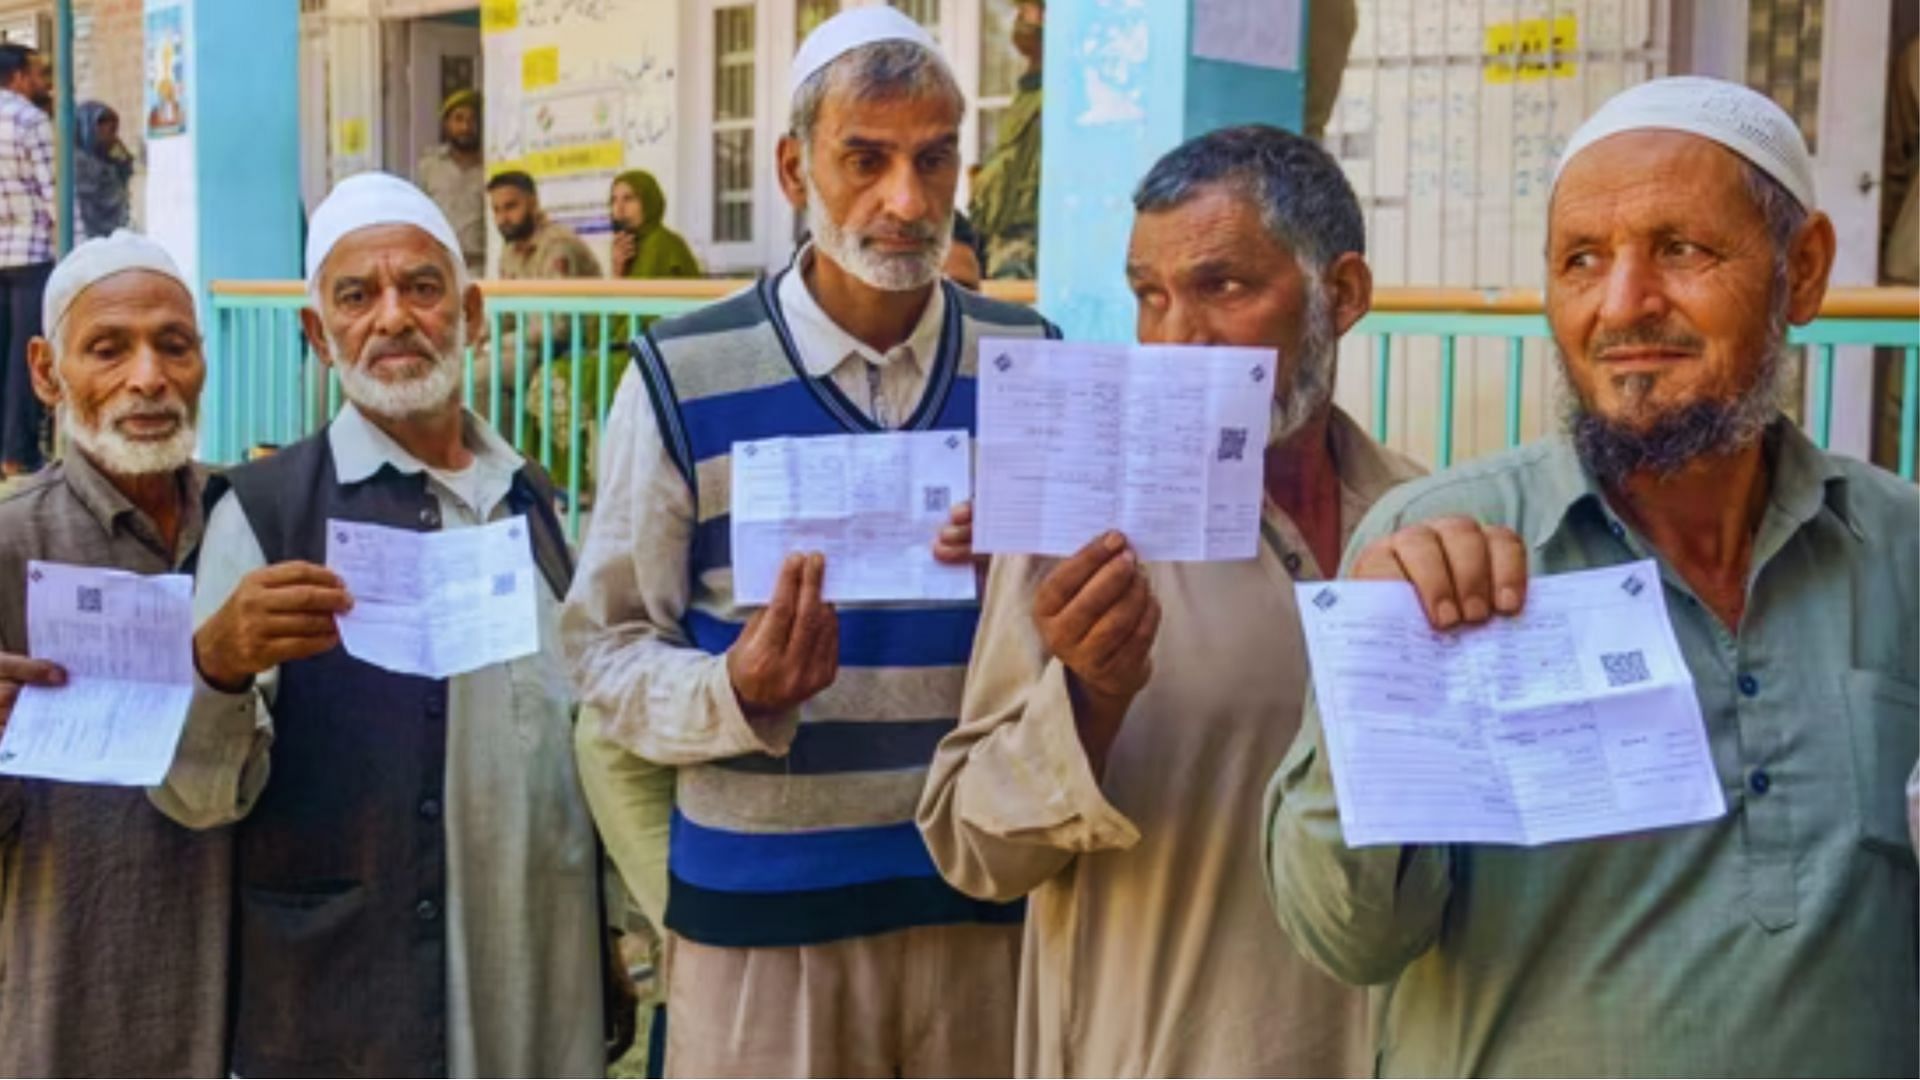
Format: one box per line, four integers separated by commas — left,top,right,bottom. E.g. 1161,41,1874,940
329,313,466,420
803,170,951,293
60,394,197,477
1270,278,1337,445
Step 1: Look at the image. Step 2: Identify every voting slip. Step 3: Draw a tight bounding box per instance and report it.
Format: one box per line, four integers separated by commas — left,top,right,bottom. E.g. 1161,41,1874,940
327,516,541,679
1297,560,1727,847
972,338,1277,562
0,562,195,786
730,429,975,605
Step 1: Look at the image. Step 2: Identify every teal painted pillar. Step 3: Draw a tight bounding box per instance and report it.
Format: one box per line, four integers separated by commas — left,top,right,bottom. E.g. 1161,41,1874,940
54,0,72,254
1037,1,1309,342
143,0,301,461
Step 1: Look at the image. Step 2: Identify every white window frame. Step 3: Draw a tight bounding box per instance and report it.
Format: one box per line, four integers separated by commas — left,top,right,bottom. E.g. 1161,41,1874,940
686,0,1001,271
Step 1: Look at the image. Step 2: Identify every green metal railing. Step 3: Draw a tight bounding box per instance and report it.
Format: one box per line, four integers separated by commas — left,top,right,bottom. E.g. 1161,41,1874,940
207,280,1920,542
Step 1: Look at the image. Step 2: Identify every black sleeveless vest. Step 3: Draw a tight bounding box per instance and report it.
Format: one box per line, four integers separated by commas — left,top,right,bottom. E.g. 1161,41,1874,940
205,431,573,1078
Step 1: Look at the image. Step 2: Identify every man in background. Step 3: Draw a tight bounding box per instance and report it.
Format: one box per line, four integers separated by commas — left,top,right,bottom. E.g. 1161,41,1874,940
0,43,54,478
416,89,486,278
970,0,1042,280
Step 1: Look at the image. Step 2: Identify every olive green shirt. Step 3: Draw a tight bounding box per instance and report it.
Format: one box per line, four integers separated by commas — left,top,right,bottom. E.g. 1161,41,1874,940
1265,422,1919,1077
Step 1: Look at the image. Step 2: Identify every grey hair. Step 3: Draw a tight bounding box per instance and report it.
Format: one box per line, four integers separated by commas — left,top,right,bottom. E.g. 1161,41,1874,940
1131,125,1365,274
1739,158,1809,273
789,39,966,149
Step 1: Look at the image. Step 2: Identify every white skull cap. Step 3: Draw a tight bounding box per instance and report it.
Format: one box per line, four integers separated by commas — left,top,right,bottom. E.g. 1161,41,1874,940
1552,76,1815,209
305,171,464,286
43,229,193,340
789,5,945,101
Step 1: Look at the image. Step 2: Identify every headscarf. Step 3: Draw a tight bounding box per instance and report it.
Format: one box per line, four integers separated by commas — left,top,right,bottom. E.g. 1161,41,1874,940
1553,76,1815,209
611,170,701,279
305,171,464,286
75,100,117,158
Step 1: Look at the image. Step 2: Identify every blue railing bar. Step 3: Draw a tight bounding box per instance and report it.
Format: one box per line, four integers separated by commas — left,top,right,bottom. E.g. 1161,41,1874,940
1505,336,1524,448
538,313,554,472
1371,334,1391,442
1357,312,1549,338
1896,344,1920,481
1437,335,1457,468
567,312,583,540
514,317,529,451
1810,344,1833,450
488,310,503,429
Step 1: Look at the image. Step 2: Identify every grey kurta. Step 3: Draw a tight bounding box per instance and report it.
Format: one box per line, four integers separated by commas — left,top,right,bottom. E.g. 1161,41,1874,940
0,453,229,1077
918,410,1421,1077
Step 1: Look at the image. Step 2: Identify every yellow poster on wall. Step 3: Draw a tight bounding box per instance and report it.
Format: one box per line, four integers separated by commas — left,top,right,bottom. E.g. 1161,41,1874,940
522,45,560,90
481,0,518,34
1484,15,1577,83
337,117,369,156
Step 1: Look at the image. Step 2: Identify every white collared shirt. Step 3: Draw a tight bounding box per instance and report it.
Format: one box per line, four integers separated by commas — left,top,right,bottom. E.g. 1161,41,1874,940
775,248,946,430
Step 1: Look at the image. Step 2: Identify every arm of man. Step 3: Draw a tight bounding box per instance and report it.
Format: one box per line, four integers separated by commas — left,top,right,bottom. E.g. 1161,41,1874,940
574,704,676,927
1264,505,1528,985
917,537,1156,903
560,369,817,765
150,493,350,828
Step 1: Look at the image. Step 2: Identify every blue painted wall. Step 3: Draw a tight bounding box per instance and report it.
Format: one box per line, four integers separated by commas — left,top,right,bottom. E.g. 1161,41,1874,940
193,0,301,288
1036,1,1306,343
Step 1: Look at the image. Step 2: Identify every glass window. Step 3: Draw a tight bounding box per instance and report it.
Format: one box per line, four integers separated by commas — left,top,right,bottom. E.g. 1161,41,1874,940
712,3,756,243
797,0,838,45
889,0,941,38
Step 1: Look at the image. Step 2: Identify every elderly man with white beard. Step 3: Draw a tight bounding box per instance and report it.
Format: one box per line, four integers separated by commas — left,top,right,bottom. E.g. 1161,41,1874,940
155,173,609,1078
915,125,1421,1078
0,231,232,1077
562,7,1055,1076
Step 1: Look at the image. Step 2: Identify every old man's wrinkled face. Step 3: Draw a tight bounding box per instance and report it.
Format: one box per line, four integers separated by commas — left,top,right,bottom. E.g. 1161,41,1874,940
1545,131,1834,478
1127,184,1339,443
306,224,479,420
30,269,204,476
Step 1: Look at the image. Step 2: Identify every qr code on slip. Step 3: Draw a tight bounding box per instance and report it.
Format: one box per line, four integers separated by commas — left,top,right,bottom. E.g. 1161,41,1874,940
923,485,951,513
1601,650,1651,687
490,572,516,597
76,586,103,614
1216,427,1249,462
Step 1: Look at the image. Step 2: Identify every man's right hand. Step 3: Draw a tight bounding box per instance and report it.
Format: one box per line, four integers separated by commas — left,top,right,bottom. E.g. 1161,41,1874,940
1348,515,1528,629
0,652,65,737
194,562,353,693
1033,532,1161,773
726,553,839,722
611,233,636,275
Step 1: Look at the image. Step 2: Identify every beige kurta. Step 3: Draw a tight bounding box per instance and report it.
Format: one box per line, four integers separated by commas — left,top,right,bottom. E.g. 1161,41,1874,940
918,409,1420,1078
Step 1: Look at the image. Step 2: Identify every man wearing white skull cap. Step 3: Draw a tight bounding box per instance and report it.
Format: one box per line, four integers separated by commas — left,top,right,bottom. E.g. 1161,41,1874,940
155,172,619,1077
563,6,1055,1075
1267,76,1918,1075
0,230,232,1076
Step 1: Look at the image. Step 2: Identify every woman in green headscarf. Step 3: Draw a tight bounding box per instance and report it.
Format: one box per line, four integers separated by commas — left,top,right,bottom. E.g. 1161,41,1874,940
527,171,704,499
609,169,702,279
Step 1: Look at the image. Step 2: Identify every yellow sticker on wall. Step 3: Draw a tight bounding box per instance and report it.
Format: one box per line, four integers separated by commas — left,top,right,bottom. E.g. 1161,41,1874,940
482,0,519,34
1485,15,1577,83
337,117,368,156
522,45,560,91
523,140,623,178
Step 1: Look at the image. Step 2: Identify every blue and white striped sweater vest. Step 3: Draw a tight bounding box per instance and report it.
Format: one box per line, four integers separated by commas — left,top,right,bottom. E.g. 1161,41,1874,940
631,272,1056,947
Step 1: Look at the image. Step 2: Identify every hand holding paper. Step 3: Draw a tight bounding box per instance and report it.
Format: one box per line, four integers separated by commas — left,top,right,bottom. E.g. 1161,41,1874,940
972,338,1276,561
0,562,195,786
1297,561,1725,848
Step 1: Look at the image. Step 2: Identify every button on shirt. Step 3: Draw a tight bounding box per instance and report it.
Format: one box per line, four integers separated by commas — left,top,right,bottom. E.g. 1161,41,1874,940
1265,423,1919,1077
0,88,53,267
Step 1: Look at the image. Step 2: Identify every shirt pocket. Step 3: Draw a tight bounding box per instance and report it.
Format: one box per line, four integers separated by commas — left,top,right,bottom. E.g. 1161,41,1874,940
1844,669,1919,864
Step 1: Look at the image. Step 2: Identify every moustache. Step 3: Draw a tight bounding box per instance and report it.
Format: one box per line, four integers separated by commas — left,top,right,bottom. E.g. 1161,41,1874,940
102,395,190,428
858,219,940,250
1587,325,1707,362
359,332,442,367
